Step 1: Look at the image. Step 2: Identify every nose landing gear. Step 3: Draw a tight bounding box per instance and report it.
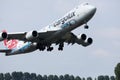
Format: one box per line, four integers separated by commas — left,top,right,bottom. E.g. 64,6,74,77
84,24,89,29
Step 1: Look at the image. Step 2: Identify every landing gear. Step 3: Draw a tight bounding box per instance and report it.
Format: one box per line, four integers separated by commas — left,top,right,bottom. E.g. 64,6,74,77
58,43,64,51
84,24,89,29
47,46,53,51
36,42,54,51
37,42,65,51
37,43,46,51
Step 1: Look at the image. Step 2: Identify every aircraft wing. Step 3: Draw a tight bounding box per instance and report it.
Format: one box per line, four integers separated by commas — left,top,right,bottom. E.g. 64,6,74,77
2,30,92,47
7,32,26,41
60,32,93,47
6,31,56,42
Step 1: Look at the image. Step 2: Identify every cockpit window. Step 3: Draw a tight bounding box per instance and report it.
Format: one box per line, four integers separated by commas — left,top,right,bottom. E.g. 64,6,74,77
82,3,89,6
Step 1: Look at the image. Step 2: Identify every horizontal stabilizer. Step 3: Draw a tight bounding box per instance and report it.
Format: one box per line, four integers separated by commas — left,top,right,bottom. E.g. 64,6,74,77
0,49,11,53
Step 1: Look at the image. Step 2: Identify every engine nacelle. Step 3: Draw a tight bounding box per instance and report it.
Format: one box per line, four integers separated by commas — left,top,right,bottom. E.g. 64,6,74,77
77,34,87,41
25,30,38,40
77,34,93,46
87,38,93,44
0,32,8,41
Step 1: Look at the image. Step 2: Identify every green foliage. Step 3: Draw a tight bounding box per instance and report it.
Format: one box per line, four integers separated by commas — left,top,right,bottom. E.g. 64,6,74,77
110,76,115,80
104,75,109,80
69,75,74,80
31,73,37,80
75,76,81,80
64,74,70,80
12,71,23,80
115,63,120,80
82,77,85,80
59,75,64,80
87,77,92,80
98,75,104,80
37,74,43,80
4,73,12,80
23,72,31,80
0,71,116,80
43,75,47,80
0,73,4,80
53,75,59,80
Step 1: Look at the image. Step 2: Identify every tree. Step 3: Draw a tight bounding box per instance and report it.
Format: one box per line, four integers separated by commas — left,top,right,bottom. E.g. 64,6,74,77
64,74,70,80
17,72,23,80
48,75,54,80
59,75,64,80
43,75,47,80
37,74,43,80
11,72,23,80
82,77,85,80
4,73,12,80
31,73,37,80
75,76,81,80
53,75,59,80
23,72,31,80
104,75,109,80
115,63,120,80
98,75,104,80
12,71,18,80
69,75,74,80
94,78,97,80
87,77,92,80
110,76,115,80
0,73,4,80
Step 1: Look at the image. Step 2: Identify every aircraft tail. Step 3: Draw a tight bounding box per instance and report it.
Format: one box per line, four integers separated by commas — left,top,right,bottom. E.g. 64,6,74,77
2,30,19,49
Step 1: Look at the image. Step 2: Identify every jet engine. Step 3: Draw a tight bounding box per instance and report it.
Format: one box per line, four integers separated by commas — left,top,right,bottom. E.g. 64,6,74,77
77,34,87,41
87,38,93,44
81,34,87,41
0,32,8,41
25,30,38,40
77,34,93,46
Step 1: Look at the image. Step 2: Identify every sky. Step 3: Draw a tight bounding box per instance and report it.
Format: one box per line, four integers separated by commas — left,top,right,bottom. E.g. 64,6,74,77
0,0,120,78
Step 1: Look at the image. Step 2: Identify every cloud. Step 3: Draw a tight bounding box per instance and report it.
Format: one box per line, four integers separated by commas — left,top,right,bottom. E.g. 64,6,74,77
92,48,111,57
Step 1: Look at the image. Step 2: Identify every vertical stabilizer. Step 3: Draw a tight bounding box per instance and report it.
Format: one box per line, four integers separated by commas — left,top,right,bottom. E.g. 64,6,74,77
2,30,18,49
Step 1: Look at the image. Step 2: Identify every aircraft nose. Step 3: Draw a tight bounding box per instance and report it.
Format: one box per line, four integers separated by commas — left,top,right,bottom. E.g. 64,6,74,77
89,5,97,14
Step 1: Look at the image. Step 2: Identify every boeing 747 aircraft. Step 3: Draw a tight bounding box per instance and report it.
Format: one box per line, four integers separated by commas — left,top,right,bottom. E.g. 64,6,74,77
0,3,96,56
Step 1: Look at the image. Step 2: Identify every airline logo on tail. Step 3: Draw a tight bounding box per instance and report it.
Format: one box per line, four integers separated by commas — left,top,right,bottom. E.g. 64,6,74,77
2,30,18,49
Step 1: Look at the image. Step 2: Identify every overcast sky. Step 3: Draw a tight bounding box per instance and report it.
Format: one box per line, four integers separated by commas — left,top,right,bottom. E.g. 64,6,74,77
0,0,120,78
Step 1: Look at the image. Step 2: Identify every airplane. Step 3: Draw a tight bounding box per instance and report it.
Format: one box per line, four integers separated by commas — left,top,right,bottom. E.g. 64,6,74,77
0,3,96,56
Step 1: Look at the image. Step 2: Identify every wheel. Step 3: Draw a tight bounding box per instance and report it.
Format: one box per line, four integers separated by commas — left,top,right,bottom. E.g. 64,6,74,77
58,47,63,51
37,44,46,51
58,43,64,51
49,47,53,51
47,47,53,51
84,25,89,29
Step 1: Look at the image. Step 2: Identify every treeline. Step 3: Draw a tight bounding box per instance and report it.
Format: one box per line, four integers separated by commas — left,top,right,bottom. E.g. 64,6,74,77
0,71,115,80
0,63,120,80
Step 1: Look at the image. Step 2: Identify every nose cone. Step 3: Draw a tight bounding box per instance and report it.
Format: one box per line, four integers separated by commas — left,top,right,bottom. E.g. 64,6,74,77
81,3,97,12
89,5,97,14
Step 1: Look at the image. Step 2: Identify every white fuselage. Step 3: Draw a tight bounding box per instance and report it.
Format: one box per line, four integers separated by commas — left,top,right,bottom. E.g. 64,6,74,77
7,3,96,55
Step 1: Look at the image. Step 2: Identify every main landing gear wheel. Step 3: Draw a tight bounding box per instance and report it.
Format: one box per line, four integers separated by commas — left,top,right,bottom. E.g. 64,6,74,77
58,43,64,51
37,43,46,51
47,46,53,51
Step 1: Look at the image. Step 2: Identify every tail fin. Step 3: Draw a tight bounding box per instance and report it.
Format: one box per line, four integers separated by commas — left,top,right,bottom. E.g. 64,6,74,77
2,30,18,49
